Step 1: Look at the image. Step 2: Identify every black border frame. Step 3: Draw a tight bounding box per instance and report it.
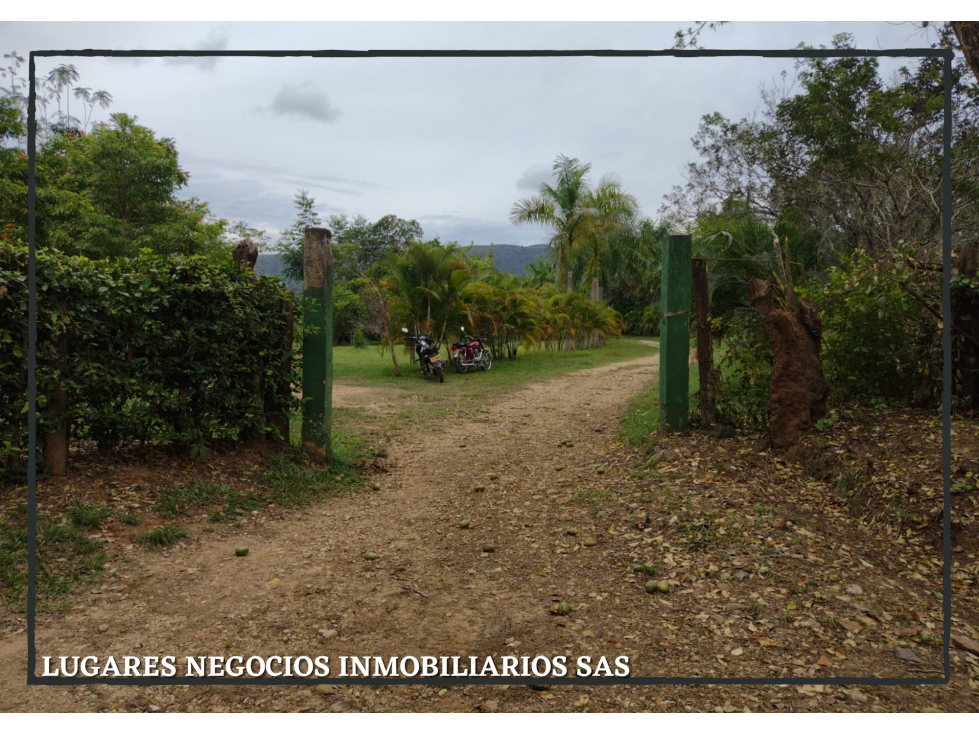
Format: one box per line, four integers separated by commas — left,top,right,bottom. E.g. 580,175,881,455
25,45,954,687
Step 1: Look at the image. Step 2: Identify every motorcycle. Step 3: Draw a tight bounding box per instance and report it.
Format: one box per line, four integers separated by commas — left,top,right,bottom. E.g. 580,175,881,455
402,327,445,383
450,327,493,374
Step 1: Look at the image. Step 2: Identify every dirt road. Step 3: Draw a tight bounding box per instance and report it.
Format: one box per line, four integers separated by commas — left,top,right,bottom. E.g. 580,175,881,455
1,345,975,712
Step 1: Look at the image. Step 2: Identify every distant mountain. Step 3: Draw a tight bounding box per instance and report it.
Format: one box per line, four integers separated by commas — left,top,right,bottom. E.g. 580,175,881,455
468,243,549,275
256,254,300,292
256,243,550,285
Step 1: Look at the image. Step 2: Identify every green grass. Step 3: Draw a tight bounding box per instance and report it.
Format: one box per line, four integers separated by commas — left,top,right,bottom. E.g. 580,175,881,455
156,480,262,523
332,337,657,395
137,524,189,548
618,358,699,451
257,454,358,508
68,501,113,528
0,508,107,614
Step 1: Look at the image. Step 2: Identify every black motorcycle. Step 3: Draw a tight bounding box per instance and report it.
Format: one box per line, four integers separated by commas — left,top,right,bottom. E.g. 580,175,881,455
402,327,445,383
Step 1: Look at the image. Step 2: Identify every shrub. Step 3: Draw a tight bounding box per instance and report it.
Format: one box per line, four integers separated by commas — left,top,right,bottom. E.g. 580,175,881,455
0,245,298,477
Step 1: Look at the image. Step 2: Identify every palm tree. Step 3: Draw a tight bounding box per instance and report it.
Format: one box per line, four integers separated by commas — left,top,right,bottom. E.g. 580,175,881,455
523,256,554,287
510,155,638,293
89,90,113,130
72,87,91,130
599,216,666,301
45,64,80,127
572,173,638,300
384,239,467,344
691,208,825,335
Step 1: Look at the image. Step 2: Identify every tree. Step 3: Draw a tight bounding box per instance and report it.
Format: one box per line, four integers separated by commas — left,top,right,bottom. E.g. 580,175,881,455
511,155,637,293
571,174,638,299
2,109,225,258
276,190,322,282
663,35,979,261
384,238,468,343
523,256,554,287
2,53,114,143
673,21,979,86
64,113,225,257
951,21,979,82
45,64,81,129
328,212,423,271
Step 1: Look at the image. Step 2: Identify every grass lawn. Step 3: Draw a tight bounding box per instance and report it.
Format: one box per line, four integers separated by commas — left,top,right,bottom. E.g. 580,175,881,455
333,336,657,395
293,336,660,454
618,356,700,451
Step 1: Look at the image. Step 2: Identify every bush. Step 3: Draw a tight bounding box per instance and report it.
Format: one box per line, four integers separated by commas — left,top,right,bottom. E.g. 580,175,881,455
808,249,941,404
351,328,368,349
713,314,773,428
0,245,298,477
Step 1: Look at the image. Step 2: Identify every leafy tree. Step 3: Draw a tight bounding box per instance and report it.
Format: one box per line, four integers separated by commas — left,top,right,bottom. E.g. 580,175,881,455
663,35,978,262
275,194,423,286
510,155,638,292
674,21,979,87
276,190,322,281
523,256,554,287
2,53,114,142
62,114,223,257
1,109,226,258
328,212,423,272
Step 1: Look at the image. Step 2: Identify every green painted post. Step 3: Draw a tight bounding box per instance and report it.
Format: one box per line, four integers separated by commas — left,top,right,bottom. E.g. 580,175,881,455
302,227,334,463
659,234,692,433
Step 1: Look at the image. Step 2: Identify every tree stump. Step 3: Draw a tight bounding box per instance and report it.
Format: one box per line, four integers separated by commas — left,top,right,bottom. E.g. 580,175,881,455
748,278,830,450
232,238,258,270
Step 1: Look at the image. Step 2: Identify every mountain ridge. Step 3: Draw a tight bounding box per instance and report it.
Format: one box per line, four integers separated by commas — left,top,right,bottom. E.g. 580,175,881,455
255,243,549,284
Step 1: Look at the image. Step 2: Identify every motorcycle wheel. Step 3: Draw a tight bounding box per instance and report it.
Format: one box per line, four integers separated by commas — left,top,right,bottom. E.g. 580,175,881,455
454,356,469,374
434,364,444,383
480,349,493,371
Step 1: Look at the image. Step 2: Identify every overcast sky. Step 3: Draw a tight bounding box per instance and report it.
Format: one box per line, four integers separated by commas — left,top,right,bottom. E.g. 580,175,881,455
1,21,937,247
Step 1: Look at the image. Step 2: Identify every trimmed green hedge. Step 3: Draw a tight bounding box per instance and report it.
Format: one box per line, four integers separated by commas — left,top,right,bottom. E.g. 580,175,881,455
1,245,297,477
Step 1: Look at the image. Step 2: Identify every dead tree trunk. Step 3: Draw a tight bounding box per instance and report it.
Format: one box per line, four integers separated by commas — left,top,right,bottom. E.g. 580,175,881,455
748,279,830,450
953,242,979,410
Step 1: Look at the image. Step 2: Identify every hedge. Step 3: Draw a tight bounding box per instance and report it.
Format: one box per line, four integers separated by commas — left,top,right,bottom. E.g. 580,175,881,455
0,245,297,478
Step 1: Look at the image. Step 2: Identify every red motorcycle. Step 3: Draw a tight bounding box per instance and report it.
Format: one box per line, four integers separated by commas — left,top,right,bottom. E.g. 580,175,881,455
450,327,492,374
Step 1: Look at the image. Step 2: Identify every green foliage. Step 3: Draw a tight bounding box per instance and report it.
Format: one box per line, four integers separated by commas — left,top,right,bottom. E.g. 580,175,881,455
351,328,368,349
712,315,773,428
809,248,941,403
691,209,823,330
68,501,113,528
511,155,639,292
275,192,424,282
666,36,978,261
379,239,624,360
332,280,366,344
137,524,188,548
0,245,297,476
1,112,227,259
